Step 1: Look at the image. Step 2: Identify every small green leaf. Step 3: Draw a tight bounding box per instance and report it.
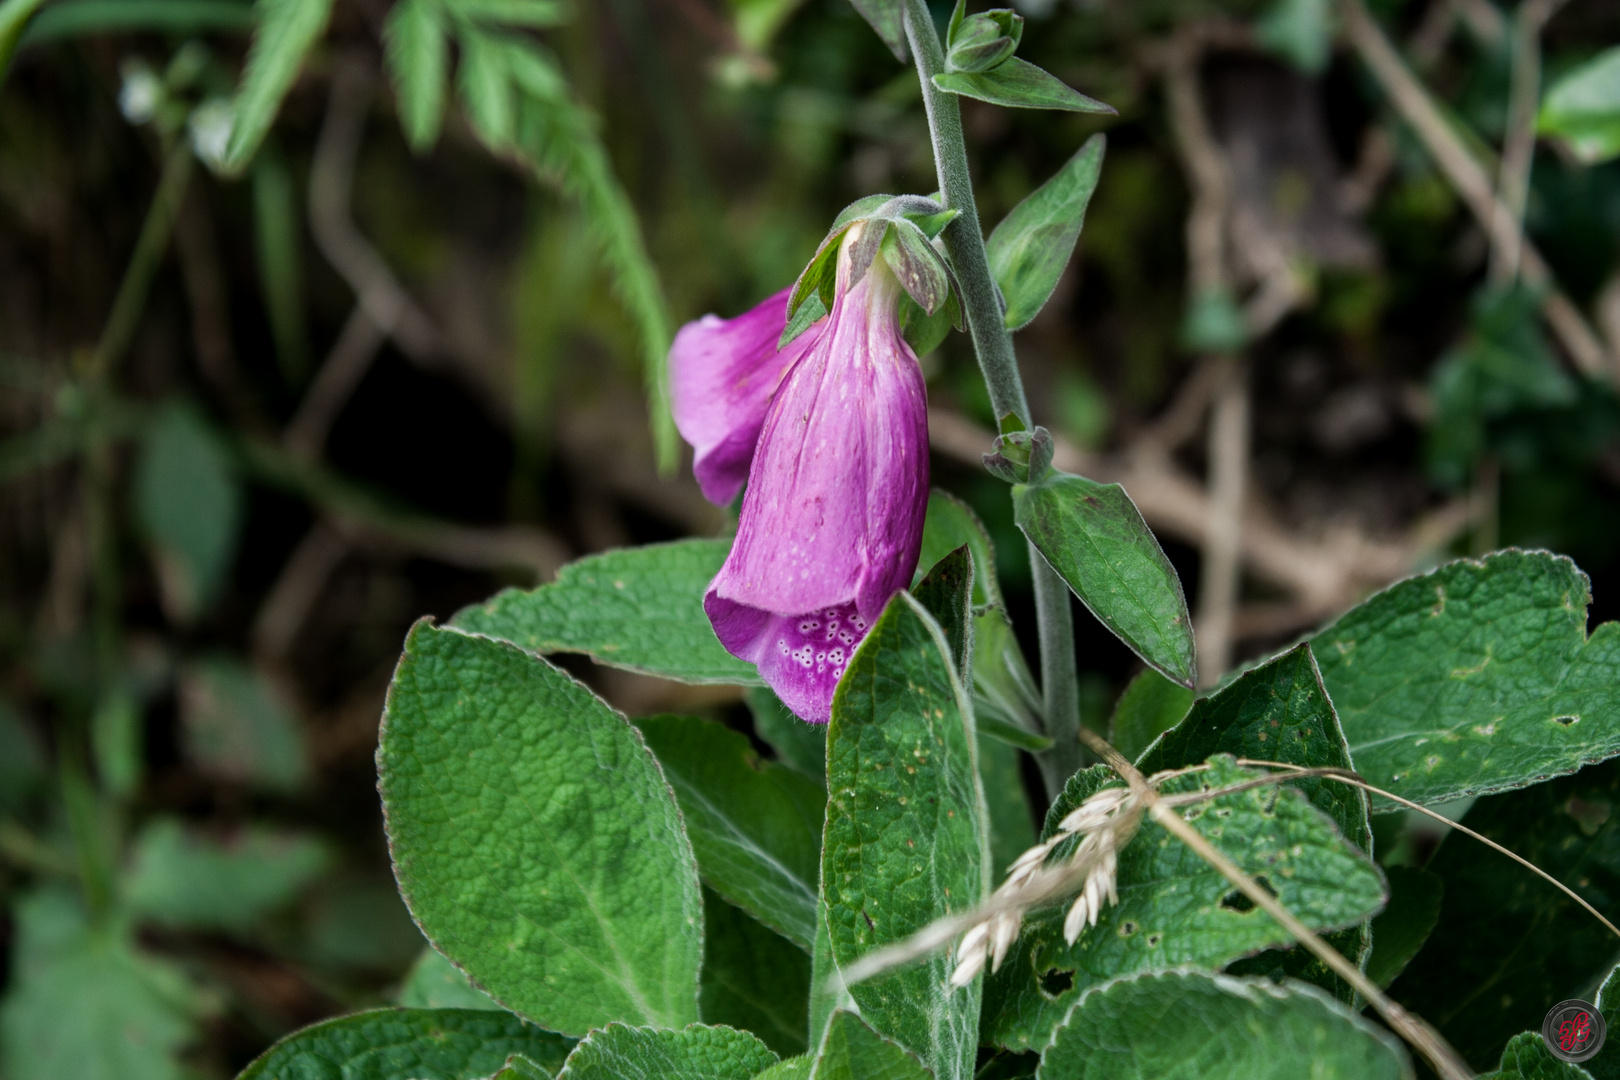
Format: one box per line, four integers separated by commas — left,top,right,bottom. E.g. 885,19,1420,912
1013,468,1196,688
237,1008,573,1080
1181,286,1248,353
19,0,253,47
454,540,760,686
931,58,1112,114
1309,550,1620,808
701,890,811,1058
986,134,1104,331
747,687,827,779
379,622,703,1034
1363,865,1442,988
223,0,335,170
1109,668,1193,764
809,1010,931,1080
636,715,825,951
1480,1032,1595,1080
847,0,906,62
555,1023,778,1080
1036,970,1412,1079
980,756,1385,1052
136,402,242,620
123,817,328,932
385,0,447,152
823,592,985,1080
1539,46,1620,163
180,656,307,791
1257,0,1334,75
398,948,501,1011
457,25,515,149
1388,757,1620,1069
0,889,210,1080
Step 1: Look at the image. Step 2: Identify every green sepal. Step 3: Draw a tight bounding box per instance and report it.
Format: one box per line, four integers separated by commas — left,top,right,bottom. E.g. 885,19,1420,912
932,58,1113,114
881,221,951,316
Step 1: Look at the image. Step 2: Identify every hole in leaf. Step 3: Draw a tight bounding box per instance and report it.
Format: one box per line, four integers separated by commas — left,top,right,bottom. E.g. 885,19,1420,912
1118,920,1138,937
1553,715,1579,726
1146,933,1162,947
1220,876,1277,913
1037,967,1075,998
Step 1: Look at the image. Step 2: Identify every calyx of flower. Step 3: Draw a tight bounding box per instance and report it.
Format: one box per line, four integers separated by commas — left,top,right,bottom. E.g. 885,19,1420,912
945,2,1024,74
983,426,1055,486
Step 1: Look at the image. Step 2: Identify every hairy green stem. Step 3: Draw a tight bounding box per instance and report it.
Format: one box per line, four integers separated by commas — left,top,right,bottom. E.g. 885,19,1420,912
902,0,1080,796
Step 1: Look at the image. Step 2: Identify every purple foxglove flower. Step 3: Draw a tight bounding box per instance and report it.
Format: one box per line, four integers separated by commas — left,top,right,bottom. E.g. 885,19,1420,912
700,229,930,723
670,287,826,506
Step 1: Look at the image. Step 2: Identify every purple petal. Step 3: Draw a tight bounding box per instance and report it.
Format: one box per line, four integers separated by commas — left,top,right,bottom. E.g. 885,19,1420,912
704,241,930,723
705,598,872,723
669,287,824,506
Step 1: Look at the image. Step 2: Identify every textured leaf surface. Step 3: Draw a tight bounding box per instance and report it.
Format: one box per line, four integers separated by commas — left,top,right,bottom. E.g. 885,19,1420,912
808,1010,932,1080
1111,668,1193,765
454,540,758,685
238,1008,572,1080
637,715,823,950
555,1023,776,1080
397,948,500,1011
986,134,1104,331
224,0,334,169
757,1058,815,1080
123,817,328,931
0,890,207,1080
1015,470,1195,687
1481,1033,1595,1080
1140,645,1372,999
1389,757,1620,1069
932,58,1112,114
980,757,1385,1052
1036,970,1411,1079
1310,550,1620,808
1363,866,1442,988
379,622,702,1035
700,890,810,1057
822,592,985,1080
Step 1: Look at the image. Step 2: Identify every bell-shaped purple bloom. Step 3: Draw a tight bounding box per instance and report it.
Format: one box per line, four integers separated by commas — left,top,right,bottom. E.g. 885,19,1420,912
688,229,930,723
669,287,826,506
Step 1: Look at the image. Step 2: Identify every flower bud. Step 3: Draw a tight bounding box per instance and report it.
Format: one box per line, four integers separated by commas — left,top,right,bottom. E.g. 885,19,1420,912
945,9,1023,73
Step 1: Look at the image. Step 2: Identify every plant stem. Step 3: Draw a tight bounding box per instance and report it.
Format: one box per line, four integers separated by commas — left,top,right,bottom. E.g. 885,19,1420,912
902,0,1081,796
92,138,194,378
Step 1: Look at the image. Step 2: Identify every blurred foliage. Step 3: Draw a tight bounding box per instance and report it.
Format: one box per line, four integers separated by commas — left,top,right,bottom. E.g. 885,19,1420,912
0,0,1617,1074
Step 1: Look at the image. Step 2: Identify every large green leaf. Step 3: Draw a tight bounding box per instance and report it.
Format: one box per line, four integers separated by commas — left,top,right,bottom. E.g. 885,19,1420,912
1139,645,1372,1000
822,591,986,1080
979,756,1386,1052
1363,865,1442,988
700,890,810,1057
1309,550,1620,809
554,1023,777,1080
1481,1033,1595,1080
809,1010,932,1080
0,890,208,1080
237,1008,573,1080
1110,667,1193,765
636,715,823,950
223,0,335,170
123,817,328,932
378,621,703,1035
1014,469,1196,688
453,540,759,685
1388,757,1620,1070
986,134,1105,331
1036,970,1412,1079
398,948,501,1011
932,58,1112,114
1539,45,1620,163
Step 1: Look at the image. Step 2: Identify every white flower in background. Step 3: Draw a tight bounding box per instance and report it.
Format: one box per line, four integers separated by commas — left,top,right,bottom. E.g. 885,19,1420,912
188,99,235,173
118,61,162,125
